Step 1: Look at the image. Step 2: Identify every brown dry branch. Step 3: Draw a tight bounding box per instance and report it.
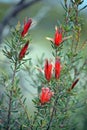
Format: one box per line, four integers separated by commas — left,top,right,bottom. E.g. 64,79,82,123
0,0,42,44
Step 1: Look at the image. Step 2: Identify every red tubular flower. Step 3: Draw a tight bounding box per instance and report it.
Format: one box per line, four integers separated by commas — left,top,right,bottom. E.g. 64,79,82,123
21,18,32,37
44,59,52,81
67,78,79,92
54,26,62,46
55,57,61,79
71,78,79,90
19,40,29,60
40,87,54,104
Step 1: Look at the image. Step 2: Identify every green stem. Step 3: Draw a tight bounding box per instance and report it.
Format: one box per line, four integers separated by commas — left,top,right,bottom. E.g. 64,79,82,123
6,61,17,130
46,94,59,130
18,97,33,130
46,90,64,130
6,91,12,130
55,48,58,58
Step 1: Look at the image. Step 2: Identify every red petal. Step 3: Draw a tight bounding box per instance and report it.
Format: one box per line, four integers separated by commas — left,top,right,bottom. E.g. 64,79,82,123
19,40,29,60
71,78,79,90
40,87,53,104
44,59,52,81
54,27,62,46
55,58,61,79
21,18,32,37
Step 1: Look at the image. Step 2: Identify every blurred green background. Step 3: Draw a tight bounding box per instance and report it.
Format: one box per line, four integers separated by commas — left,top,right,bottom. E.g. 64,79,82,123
0,0,87,114
0,0,87,56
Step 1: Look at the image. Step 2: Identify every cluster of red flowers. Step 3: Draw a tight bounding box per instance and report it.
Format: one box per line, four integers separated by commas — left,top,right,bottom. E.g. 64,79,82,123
44,58,61,82
40,26,62,104
40,58,61,104
43,26,62,82
19,18,32,60
19,19,79,105
40,26,79,104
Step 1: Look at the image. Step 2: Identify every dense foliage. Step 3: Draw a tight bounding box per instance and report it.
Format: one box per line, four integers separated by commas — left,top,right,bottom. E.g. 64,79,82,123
0,0,87,130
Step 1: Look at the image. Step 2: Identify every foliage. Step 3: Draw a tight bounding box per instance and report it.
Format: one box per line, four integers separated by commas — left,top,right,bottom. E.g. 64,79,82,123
0,0,87,130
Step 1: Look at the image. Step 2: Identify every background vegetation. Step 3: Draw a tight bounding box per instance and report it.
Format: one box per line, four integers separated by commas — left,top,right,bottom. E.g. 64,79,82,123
0,0,87,130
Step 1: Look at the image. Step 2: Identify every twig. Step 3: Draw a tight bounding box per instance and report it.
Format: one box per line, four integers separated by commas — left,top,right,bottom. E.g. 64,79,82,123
6,91,12,130
6,61,17,130
18,97,33,130
17,0,25,5
79,5,87,12
46,90,64,130
46,94,59,130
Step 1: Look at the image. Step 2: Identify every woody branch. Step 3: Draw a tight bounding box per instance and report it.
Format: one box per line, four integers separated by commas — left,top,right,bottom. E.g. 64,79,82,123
0,0,42,44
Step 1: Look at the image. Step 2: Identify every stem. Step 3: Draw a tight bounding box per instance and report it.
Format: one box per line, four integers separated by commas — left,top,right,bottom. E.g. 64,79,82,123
46,90,64,130
75,5,80,53
6,61,17,130
32,112,39,125
46,95,59,130
18,98,33,130
6,91,12,130
75,5,78,25
55,48,58,58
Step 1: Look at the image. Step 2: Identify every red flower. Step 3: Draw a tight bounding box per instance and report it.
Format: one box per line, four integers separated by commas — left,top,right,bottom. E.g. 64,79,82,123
44,59,52,81
19,40,29,60
40,87,54,104
55,57,61,79
21,18,32,37
67,78,79,92
71,78,79,90
46,26,62,46
54,26,62,46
